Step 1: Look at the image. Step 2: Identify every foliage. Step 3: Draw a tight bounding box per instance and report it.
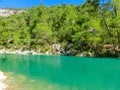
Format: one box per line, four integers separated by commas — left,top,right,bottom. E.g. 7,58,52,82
0,1,120,56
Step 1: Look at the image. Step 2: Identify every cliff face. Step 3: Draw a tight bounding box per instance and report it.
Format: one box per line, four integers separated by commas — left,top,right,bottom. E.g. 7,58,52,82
0,9,27,17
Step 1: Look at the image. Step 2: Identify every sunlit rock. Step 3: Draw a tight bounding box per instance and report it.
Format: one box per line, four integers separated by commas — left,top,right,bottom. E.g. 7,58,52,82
0,71,7,90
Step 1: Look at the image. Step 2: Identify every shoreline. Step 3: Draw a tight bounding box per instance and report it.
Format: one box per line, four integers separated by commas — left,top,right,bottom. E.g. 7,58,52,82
0,49,120,58
0,71,7,90
0,49,93,57
0,49,44,55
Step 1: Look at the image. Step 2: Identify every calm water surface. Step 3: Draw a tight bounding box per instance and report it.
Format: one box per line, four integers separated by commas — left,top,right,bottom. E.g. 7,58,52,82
0,54,120,90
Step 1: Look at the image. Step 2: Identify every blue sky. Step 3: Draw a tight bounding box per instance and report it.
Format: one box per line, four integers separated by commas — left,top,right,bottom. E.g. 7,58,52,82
0,0,109,8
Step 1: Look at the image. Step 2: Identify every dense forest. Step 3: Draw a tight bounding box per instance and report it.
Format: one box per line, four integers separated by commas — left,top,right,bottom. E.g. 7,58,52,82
0,0,120,57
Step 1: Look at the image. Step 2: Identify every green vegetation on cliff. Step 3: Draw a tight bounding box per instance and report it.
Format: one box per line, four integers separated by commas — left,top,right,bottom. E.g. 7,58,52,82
0,0,120,57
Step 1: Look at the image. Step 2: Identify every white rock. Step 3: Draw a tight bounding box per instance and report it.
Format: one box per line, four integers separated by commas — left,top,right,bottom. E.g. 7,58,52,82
0,71,7,90
0,74,6,81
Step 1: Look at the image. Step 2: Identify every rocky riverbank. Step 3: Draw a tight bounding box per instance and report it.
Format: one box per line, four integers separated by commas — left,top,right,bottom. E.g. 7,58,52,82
0,71,7,90
0,49,43,55
0,43,120,57
0,47,93,57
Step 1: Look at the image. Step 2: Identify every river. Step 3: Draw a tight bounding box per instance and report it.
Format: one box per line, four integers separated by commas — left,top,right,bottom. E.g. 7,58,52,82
0,54,120,90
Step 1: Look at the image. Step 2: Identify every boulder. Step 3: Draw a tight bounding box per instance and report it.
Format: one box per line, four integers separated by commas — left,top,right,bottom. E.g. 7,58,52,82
8,39,13,44
80,52,93,57
45,51,52,55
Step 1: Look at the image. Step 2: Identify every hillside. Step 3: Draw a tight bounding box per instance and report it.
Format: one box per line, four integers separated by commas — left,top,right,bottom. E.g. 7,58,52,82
0,8,27,17
0,0,120,57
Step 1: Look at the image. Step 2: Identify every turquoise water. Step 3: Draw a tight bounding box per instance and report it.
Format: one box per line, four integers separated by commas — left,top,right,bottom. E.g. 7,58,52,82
0,54,120,90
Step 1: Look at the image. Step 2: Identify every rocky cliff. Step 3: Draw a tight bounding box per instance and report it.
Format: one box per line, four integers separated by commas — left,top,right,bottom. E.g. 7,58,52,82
0,8,27,17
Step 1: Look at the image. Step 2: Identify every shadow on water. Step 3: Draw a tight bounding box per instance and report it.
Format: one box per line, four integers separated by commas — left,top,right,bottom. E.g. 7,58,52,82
1,54,6,61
